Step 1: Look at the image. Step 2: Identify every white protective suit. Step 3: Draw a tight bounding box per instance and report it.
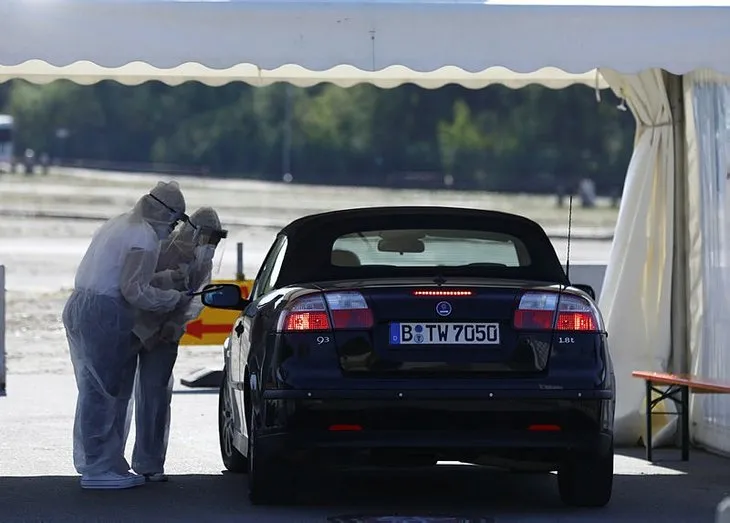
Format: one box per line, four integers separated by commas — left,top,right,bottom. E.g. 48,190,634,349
62,181,188,490
127,207,223,481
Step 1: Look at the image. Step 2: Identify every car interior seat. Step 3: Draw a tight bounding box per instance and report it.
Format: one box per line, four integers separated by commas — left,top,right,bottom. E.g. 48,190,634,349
331,249,362,267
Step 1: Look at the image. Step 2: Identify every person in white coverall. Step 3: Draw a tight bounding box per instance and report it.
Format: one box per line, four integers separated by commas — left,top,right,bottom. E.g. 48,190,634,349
128,206,227,483
62,181,190,490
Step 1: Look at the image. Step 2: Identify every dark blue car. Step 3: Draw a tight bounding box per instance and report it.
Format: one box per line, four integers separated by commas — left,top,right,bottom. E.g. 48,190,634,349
203,206,615,507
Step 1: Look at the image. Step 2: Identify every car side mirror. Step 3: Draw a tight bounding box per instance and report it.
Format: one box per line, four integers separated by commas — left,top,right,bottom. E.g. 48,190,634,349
572,283,596,301
201,283,250,310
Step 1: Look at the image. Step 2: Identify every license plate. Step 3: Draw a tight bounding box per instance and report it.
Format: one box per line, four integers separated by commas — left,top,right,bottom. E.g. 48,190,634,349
389,322,500,345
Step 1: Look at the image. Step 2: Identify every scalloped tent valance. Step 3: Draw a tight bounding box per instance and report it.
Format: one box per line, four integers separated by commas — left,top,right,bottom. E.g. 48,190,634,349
0,61,607,90
1,0,730,88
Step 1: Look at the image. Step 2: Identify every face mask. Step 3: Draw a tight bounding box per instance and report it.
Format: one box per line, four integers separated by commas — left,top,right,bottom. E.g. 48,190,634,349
195,244,216,263
153,224,172,240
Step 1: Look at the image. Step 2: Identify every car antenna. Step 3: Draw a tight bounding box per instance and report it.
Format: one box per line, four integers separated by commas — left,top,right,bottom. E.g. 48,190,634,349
549,194,574,349
565,194,573,284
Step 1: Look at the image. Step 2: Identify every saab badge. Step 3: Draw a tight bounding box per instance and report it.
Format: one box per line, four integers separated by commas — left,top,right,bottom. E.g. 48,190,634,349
436,301,452,317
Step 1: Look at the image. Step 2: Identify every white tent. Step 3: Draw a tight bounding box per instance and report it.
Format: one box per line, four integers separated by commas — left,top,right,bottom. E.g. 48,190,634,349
3,0,730,452
2,0,730,77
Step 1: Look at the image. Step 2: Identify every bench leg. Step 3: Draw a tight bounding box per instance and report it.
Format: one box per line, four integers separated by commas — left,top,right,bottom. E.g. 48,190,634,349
646,379,653,462
681,385,690,461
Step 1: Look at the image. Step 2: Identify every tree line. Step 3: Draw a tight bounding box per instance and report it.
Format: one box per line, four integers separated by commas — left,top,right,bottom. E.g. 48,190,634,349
0,80,635,193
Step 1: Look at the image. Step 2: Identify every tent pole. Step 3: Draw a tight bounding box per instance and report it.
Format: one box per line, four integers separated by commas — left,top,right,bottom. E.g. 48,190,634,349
667,71,689,375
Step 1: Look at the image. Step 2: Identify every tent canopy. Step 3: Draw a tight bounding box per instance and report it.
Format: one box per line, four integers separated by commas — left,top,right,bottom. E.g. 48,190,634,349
0,62,606,90
2,0,730,89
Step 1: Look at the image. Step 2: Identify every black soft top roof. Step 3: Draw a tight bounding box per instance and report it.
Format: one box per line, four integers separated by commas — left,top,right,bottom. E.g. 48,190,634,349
274,206,568,286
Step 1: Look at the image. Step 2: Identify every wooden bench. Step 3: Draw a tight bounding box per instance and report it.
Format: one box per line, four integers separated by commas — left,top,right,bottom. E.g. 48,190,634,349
632,371,730,462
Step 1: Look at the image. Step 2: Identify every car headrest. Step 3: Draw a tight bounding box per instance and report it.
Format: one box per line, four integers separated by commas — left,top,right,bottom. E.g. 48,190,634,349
331,249,361,267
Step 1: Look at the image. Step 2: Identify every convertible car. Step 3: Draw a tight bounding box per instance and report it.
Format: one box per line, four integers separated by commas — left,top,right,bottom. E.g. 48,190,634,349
201,206,615,507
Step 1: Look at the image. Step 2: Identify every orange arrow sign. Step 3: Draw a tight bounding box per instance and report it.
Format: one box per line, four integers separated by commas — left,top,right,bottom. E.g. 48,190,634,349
180,279,253,346
185,319,233,339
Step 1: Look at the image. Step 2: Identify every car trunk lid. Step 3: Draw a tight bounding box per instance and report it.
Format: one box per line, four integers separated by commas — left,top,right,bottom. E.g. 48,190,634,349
322,278,558,376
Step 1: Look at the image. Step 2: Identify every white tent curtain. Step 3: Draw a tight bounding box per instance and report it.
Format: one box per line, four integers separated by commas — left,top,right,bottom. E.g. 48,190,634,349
598,69,675,446
685,70,730,454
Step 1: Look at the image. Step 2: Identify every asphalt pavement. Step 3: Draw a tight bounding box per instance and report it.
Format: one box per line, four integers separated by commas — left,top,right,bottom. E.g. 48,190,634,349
1,373,729,523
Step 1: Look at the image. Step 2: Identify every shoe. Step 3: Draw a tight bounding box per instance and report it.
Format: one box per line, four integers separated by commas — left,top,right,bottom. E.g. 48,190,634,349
144,473,168,483
80,471,146,490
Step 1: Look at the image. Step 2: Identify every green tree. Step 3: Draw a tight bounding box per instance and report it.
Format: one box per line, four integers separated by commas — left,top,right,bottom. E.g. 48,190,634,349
2,78,635,193
438,100,489,183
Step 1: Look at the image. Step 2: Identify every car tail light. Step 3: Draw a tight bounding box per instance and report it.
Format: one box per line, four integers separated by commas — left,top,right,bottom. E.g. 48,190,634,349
278,291,373,332
279,294,331,332
412,289,473,297
528,424,561,432
328,424,363,431
324,291,374,329
513,291,600,332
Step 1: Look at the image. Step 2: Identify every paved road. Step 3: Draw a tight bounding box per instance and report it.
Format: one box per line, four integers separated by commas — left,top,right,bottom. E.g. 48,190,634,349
1,374,727,523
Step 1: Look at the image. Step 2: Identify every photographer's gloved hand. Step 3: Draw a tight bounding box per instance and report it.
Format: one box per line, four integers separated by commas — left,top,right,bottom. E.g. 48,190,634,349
174,291,192,311
160,321,185,343
170,268,189,291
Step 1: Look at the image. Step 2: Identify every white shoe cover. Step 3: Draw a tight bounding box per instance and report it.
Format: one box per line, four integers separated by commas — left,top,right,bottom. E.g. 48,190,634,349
80,471,146,490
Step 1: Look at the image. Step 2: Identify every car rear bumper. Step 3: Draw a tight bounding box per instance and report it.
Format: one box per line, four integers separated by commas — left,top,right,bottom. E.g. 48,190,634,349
255,389,614,467
258,429,613,452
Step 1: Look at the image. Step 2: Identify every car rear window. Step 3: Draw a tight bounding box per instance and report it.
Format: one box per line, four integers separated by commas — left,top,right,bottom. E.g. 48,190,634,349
331,229,531,268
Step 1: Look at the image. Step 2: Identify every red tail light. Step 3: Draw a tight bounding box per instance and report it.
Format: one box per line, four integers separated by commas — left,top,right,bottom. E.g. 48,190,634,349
284,311,330,331
328,424,363,431
412,290,473,297
528,424,561,432
278,294,331,332
513,310,554,330
556,311,596,331
513,291,600,332
278,291,373,332
331,309,374,329
325,291,374,329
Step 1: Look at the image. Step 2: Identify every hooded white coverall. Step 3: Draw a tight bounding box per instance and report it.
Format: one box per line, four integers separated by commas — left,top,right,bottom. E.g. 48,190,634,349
62,181,188,490
127,207,222,478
